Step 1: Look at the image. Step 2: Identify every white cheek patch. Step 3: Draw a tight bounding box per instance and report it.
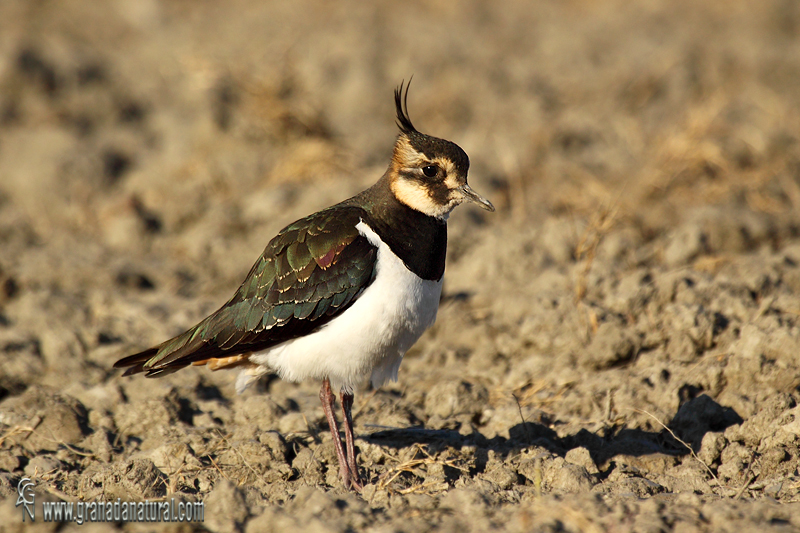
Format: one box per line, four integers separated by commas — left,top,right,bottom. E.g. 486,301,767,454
390,178,453,219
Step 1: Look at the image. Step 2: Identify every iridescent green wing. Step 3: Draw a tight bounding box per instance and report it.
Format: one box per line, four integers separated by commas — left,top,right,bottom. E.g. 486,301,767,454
115,206,377,376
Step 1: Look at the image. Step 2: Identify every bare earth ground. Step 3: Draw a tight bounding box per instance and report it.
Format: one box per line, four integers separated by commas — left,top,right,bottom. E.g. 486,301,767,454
1,0,800,531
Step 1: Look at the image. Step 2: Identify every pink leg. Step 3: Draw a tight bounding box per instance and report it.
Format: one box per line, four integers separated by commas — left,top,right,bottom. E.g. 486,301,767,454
341,391,363,490
319,378,355,490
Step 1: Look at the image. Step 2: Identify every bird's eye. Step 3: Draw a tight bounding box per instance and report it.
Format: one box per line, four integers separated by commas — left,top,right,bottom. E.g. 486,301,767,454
422,165,438,178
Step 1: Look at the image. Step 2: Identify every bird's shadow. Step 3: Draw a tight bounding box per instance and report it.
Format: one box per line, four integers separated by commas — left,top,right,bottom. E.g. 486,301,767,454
362,393,742,477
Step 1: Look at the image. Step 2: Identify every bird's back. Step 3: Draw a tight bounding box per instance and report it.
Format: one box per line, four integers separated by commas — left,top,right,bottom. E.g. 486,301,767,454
114,203,378,377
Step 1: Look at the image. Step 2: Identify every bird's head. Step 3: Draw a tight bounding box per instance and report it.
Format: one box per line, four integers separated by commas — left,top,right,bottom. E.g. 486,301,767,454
388,82,494,220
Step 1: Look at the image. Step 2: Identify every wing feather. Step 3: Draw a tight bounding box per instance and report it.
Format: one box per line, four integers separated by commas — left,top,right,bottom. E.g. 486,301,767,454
114,206,377,377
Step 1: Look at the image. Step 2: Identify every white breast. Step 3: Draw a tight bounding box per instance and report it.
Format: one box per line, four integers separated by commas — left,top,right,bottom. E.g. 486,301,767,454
243,220,443,393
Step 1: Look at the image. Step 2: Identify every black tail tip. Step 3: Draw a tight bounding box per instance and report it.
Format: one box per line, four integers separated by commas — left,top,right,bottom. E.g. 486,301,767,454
114,347,158,374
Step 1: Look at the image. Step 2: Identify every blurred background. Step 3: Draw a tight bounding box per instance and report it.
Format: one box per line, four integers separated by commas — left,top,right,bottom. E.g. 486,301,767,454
1,0,800,527
3,0,798,275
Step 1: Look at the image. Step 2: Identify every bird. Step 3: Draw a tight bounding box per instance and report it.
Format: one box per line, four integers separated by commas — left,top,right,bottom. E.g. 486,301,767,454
114,81,495,491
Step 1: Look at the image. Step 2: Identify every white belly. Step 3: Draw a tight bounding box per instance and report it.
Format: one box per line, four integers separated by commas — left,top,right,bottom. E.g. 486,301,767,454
243,220,443,392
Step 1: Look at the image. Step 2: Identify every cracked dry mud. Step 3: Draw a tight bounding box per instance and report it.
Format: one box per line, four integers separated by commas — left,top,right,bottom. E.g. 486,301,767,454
2,1,800,531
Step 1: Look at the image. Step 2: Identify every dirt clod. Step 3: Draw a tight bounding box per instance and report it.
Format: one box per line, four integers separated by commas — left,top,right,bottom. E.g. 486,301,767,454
2,1,800,531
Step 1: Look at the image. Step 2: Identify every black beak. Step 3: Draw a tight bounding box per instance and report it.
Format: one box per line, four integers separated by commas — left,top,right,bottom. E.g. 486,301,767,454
460,184,495,212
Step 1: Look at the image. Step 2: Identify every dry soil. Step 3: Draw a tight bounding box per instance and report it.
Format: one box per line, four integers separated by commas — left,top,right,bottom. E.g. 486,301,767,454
1,1,800,532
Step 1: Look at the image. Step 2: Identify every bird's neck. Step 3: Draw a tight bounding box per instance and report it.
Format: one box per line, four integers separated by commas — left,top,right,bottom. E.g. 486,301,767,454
350,173,447,281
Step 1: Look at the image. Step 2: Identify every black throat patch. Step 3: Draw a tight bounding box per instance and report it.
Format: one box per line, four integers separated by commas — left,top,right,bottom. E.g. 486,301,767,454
353,182,447,281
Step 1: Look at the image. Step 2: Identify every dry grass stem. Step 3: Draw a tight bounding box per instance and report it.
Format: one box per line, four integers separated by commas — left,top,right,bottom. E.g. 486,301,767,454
633,408,727,494
377,444,466,494
0,425,37,448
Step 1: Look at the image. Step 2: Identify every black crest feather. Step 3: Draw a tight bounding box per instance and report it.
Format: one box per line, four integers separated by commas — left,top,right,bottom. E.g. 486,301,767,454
395,79,417,135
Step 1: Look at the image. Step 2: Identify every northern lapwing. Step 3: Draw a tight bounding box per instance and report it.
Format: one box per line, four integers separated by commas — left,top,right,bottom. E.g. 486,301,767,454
114,82,495,491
